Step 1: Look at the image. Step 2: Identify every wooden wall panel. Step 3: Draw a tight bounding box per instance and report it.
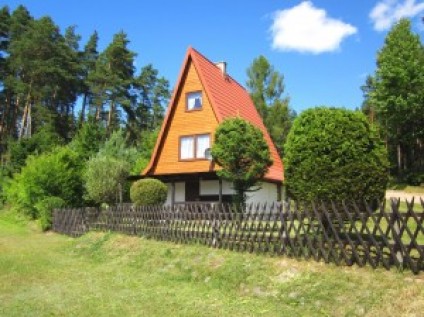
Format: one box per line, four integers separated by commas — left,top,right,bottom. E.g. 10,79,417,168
152,59,219,175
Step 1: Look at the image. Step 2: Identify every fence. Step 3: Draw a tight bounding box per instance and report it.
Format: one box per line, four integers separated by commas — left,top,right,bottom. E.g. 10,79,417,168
52,199,424,274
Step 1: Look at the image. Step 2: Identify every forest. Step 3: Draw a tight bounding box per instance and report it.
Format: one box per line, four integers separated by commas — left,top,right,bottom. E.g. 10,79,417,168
0,5,172,220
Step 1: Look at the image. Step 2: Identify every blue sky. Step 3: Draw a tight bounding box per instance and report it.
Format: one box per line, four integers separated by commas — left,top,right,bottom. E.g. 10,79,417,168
3,0,424,113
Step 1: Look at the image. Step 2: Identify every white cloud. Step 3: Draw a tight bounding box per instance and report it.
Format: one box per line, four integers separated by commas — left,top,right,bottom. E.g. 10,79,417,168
270,1,357,54
370,0,424,31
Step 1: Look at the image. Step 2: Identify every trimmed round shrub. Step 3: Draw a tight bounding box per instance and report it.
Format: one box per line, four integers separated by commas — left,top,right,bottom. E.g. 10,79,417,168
284,107,389,204
130,178,167,206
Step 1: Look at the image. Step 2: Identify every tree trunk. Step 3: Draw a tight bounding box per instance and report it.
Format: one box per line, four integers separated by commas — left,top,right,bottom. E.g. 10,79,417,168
0,94,8,143
10,95,20,137
19,102,28,139
79,92,88,125
19,82,33,139
107,100,115,133
26,102,32,138
397,143,402,176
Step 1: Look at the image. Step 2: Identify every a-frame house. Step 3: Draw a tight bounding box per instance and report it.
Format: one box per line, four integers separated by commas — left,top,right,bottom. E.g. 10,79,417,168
142,47,284,205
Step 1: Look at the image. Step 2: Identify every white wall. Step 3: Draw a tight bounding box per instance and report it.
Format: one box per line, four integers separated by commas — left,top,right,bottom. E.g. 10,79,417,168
245,182,280,205
165,182,185,205
200,180,234,195
200,180,280,204
165,180,281,204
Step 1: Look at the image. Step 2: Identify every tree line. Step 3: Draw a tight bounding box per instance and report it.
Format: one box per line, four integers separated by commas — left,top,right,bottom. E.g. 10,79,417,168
0,5,170,153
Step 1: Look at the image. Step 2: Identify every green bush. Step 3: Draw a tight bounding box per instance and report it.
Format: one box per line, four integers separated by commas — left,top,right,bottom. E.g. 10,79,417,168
6,124,63,173
84,155,130,205
6,146,84,218
130,178,167,206
35,196,65,231
284,107,389,204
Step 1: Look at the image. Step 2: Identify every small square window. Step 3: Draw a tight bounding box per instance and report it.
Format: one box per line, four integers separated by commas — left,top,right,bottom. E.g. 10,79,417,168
187,91,202,111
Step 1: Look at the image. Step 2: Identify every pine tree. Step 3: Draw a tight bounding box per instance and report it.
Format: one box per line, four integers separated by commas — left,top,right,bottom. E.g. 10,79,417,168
8,17,79,139
368,19,424,181
246,55,294,156
126,64,170,143
79,31,99,124
88,31,136,133
0,6,11,148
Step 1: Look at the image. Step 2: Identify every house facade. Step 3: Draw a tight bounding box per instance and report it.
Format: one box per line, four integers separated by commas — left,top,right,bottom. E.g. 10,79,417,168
142,47,284,205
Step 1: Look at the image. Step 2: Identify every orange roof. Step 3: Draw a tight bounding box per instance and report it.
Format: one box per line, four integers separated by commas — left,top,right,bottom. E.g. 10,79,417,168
144,47,284,182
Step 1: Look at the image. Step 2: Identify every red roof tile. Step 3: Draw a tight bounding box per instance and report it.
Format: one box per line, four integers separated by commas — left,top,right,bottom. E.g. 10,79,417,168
144,47,284,182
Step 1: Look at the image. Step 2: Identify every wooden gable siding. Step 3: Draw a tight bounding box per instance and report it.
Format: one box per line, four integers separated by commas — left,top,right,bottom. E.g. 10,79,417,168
151,59,219,175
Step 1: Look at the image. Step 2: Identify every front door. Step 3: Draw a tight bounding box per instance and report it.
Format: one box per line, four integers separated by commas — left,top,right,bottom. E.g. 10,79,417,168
185,179,200,202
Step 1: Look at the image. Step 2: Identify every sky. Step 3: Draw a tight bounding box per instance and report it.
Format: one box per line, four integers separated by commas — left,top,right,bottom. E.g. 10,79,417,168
2,0,424,113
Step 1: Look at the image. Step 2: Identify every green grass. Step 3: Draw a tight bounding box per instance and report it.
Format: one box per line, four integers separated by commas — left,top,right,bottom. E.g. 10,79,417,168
1,210,423,317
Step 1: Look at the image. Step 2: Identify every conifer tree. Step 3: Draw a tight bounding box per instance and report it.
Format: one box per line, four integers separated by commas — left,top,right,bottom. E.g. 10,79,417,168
79,31,99,124
246,55,295,156
88,31,135,133
367,19,424,181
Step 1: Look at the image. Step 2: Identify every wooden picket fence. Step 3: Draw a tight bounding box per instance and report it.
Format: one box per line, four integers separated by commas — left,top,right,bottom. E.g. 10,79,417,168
52,199,424,274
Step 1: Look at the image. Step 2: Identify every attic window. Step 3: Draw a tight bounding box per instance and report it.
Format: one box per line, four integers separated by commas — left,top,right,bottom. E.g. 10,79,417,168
187,91,202,111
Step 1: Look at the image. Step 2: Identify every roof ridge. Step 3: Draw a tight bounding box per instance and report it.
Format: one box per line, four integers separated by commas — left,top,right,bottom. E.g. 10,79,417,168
189,47,249,94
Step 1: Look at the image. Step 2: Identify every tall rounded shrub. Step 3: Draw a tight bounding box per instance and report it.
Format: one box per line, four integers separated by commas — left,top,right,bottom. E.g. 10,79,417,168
284,107,389,203
130,178,167,206
6,146,84,218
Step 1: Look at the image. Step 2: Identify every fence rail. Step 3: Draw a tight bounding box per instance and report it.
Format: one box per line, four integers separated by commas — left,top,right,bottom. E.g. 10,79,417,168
52,199,424,274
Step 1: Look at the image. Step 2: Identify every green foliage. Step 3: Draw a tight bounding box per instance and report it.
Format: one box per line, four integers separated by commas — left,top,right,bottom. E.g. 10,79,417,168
126,66,170,142
366,19,424,180
211,117,272,204
130,128,159,174
130,178,167,206
97,129,138,163
35,196,65,231
83,130,139,205
6,124,63,173
84,155,130,205
284,107,389,203
0,5,170,164
6,146,84,218
132,157,150,175
70,118,105,160
87,31,135,132
246,55,295,156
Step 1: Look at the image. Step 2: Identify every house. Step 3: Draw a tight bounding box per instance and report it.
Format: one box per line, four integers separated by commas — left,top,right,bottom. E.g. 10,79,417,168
142,47,284,205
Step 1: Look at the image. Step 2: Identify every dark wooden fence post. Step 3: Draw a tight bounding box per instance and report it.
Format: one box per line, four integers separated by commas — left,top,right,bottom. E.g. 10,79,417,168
132,205,137,235
212,204,221,248
390,198,404,269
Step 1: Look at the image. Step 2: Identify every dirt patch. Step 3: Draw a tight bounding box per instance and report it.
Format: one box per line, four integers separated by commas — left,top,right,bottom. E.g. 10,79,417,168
385,190,424,201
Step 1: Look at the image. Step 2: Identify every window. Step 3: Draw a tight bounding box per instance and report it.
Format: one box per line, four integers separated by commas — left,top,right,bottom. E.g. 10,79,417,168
180,136,195,160
196,134,210,159
179,134,210,160
187,91,202,111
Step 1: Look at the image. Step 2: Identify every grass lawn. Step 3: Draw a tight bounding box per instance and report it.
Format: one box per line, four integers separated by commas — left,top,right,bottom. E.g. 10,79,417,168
1,210,423,317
